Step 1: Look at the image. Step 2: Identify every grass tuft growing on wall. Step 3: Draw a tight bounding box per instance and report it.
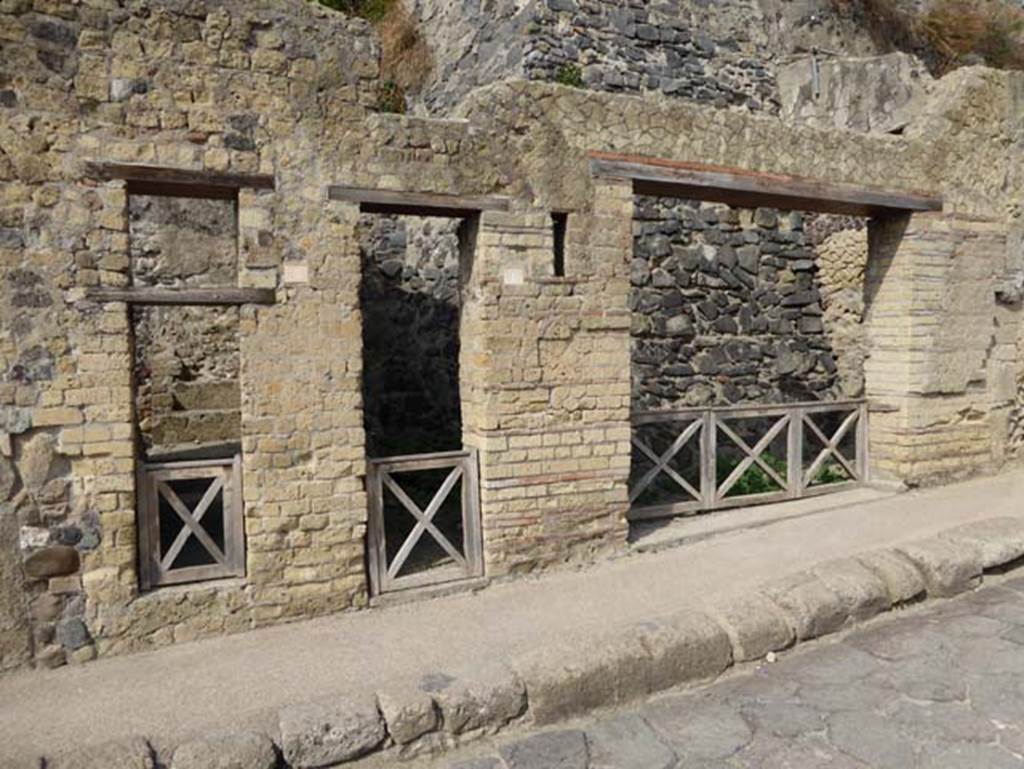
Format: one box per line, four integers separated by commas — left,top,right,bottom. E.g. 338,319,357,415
315,0,395,23
923,0,1024,71
554,64,584,88
315,0,433,113
833,0,1024,75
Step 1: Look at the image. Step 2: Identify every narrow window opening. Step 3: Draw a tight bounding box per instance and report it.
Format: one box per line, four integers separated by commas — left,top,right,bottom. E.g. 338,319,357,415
552,212,568,277
357,205,484,596
127,188,246,589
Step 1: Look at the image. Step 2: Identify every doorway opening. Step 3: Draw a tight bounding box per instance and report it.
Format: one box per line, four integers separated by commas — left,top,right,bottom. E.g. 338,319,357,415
350,197,488,597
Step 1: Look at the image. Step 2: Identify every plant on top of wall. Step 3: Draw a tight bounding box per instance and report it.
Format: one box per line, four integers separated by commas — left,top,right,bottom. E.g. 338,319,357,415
554,63,585,88
315,0,394,22
315,0,433,114
832,0,1024,75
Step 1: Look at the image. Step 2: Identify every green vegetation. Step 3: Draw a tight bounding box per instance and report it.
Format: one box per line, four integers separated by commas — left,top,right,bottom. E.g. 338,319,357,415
923,0,1024,71
314,0,395,23
717,453,786,497
833,0,1024,75
313,0,431,114
717,454,848,497
376,80,405,114
554,64,584,88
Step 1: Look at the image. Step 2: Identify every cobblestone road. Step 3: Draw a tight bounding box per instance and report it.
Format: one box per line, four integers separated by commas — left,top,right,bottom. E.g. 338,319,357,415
447,577,1024,768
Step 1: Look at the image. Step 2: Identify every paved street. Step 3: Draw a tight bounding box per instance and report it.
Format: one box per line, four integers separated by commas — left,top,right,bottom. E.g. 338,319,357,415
444,578,1024,769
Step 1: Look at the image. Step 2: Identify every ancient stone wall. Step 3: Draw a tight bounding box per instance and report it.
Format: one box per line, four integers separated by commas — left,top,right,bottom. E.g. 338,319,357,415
463,203,633,574
814,220,870,399
0,0,380,668
129,196,241,459
358,214,463,458
864,213,1011,485
631,198,864,411
778,52,934,134
1,0,1022,672
408,0,880,115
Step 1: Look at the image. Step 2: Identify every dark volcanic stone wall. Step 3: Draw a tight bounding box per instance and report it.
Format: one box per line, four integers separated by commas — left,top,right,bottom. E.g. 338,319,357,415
526,0,778,112
359,215,463,458
631,197,856,411
410,0,878,115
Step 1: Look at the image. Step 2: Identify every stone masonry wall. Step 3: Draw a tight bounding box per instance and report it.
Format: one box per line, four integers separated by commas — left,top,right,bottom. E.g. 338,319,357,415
358,215,463,459
631,198,864,411
455,76,1024,489
463,203,633,574
814,220,870,399
408,0,880,115
1,0,1022,672
864,213,1011,485
129,195,242,459
0,0,380,669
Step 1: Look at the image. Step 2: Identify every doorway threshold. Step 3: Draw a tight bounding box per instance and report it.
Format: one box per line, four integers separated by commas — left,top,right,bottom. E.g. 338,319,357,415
628,485,902,554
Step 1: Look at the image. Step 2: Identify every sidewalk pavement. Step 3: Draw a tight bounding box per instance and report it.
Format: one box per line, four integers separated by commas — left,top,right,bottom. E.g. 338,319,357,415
5,470,1024,764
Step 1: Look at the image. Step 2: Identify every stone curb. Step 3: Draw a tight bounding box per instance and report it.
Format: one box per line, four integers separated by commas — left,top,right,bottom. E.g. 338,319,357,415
37,516,1024,769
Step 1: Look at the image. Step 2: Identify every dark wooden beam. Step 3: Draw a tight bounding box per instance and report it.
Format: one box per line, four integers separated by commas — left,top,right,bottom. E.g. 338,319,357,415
327,186,510,217
84,162,275,196
589,152,943,217
85,287,276,306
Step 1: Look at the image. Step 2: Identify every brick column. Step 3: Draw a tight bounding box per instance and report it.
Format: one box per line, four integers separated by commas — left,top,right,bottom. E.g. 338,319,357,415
864,212,1008,485
241,198,369,621
463,179,634,575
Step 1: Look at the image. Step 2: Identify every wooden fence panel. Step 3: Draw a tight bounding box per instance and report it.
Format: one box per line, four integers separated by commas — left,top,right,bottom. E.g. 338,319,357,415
138,456,245,589
628,401,867,521
366,450,483,596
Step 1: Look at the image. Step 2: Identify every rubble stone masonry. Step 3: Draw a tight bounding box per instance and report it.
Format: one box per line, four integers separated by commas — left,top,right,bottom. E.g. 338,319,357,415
1,0,1023,671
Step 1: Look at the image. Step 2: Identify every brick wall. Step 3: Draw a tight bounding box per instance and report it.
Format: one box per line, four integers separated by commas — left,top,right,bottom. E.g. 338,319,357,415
864,213,1010,485
464,199,632,574
1,0,1022,671
0,0,379,667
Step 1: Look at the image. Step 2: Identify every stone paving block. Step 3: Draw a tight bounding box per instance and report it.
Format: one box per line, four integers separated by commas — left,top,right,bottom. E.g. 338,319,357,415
763,571,848,641
739,700,825,739
449,759,505,769
634,610,732,691
497,730,588,769
513,627,651,725
919,742,1023,769
378,686,439,744
812,556,891,623
736,732,869,768
939,516,1024,569
642,700,752,760
855,548,926,604
999,574,1024,595
706,592,794,662
45,736,154,769
888,699,997,744
278,695,385,768
170,730,276,769
897,536,983,597
586,713,676,769
826,711,917,767
431,664,526,734
967,671,1024,723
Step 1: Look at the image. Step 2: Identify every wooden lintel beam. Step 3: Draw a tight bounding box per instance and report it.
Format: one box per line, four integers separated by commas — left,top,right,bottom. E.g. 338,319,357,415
589,152,943,217
85,286,276,306
327,186,510,216
84,162,275,194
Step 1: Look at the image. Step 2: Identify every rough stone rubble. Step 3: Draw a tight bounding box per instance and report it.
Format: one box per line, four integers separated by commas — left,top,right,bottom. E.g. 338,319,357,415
0,0,1022,705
